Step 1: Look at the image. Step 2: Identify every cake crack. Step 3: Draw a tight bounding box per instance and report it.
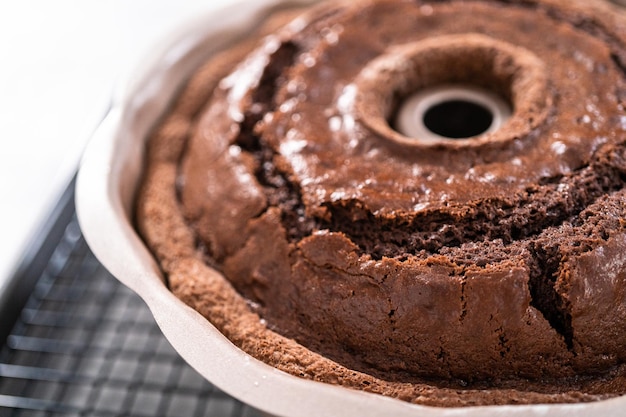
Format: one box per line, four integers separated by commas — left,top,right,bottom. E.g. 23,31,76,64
528,242,574,351
459,277,468,322
319,143,626,260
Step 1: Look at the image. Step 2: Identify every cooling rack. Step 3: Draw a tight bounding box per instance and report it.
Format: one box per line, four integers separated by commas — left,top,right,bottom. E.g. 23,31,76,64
0,180,264,417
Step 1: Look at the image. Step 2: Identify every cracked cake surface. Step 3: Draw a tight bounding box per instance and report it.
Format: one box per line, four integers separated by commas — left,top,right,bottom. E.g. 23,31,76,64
137,0,626,406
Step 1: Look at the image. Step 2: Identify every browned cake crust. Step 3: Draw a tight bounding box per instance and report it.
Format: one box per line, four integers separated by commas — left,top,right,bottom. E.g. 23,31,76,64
136,0,626,406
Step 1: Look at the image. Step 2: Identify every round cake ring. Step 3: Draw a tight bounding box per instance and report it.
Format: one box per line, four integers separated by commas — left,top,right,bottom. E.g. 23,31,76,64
354,33,551,149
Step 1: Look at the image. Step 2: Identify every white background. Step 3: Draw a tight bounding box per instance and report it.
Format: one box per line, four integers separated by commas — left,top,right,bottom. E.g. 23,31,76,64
0,0,234,289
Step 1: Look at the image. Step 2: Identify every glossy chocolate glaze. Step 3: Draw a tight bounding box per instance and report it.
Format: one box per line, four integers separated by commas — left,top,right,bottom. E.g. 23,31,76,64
138,0,626,406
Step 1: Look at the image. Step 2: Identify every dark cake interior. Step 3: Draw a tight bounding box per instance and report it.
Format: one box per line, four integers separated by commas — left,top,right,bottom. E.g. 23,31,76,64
137,0,626,406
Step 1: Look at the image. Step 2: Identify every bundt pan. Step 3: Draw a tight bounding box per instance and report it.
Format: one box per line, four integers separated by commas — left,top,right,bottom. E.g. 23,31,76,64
77,0,626,415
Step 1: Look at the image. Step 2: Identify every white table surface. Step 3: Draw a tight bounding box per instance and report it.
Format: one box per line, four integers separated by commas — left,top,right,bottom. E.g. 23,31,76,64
0,0,235,291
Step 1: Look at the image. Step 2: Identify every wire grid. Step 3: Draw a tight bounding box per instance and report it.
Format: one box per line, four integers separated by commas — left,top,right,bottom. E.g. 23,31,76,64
0,214,265,417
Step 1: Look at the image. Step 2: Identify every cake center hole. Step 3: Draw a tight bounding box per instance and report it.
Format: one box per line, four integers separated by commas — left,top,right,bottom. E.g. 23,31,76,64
423,99,493,139
394,85,512,142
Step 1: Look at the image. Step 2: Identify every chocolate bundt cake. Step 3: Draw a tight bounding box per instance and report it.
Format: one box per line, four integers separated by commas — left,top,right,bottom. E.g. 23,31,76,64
137,0,626,406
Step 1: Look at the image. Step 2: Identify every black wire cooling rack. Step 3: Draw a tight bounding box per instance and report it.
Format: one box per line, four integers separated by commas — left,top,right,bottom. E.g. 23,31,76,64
0,181,265,417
